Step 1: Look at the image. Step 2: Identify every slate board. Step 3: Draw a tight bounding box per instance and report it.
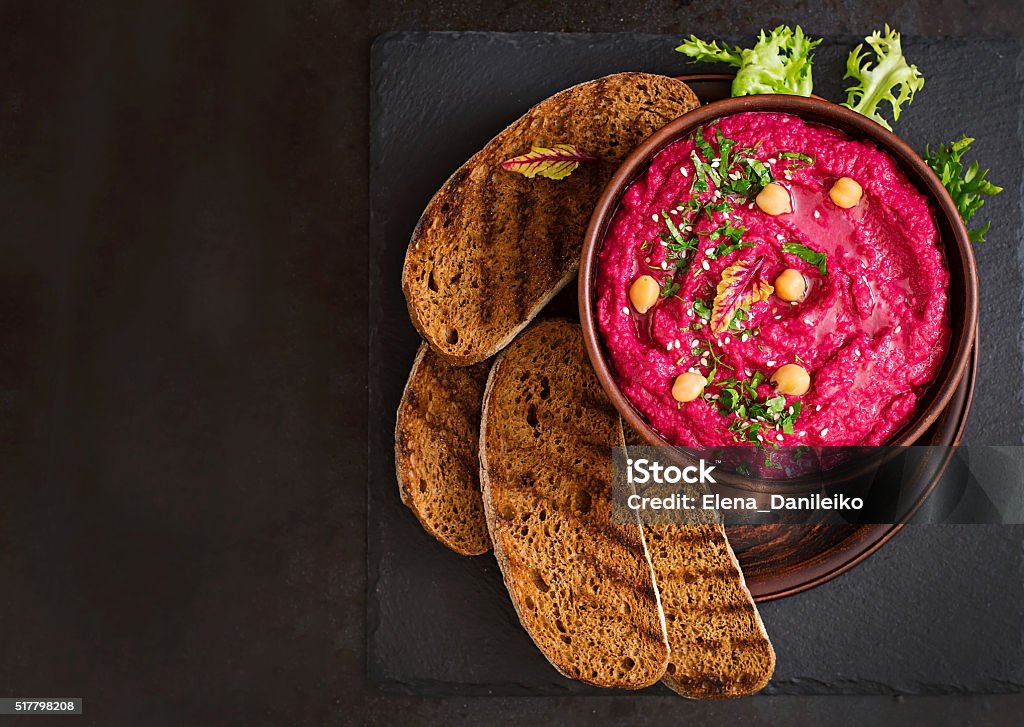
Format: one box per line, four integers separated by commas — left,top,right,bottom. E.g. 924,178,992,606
368,32,1024,696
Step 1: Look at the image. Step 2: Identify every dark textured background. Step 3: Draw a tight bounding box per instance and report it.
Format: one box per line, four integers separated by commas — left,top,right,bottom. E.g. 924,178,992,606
1,1,1023,725
369,30,1024,699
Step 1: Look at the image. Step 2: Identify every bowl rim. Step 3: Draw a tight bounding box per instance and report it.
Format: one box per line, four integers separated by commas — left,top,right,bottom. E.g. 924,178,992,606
579,94,979,451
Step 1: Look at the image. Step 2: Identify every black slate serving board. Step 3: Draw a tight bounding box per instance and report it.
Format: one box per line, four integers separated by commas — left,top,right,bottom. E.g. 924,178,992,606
369,32,1024,696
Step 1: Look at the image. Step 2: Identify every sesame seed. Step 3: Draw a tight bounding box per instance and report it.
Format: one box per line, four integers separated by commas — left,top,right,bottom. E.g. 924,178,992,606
651,213,659,222
776,233,785,241
712,394,720,400
740,334,749,342
756,434,764,442
777,434,784,441
723,336,731,344
894,325,902,333
788,406,795,414
813,210,821,219
701,260,710,271
820,427,829,436
767,157,777,164
748,202,755,210
683,225,693,232
686,308,693,316
774,315,782,320
815,405,822,412
690,338,699,347
700,357,708,367
680,167,689,177
688,367,698,374
799,431,806,437
766,360,776,367
784,172,793,180
674,339,681,349
666,342,673,351
622,307,630,315
661,261,668,270
670,209,679,215
722,211,730,219
710,159,720,168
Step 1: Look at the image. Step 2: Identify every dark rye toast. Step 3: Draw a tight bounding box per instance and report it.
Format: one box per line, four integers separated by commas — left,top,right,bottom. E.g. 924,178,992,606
395,344,492,555
620,425,776,698
403,73,700,366
479,320,669,688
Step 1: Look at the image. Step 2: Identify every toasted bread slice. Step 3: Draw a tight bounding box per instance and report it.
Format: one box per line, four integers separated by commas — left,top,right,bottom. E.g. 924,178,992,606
404,74,700,366
479,320,669,688
395,343,492,556
620,425,776,698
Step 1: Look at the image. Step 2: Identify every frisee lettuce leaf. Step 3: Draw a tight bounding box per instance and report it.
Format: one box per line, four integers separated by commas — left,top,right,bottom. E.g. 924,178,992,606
676,26,821,97
501,144,597,180
924,135,1003,242
840,26,924,131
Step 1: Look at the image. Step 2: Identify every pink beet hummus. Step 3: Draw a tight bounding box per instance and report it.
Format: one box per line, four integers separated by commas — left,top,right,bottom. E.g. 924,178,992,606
596,111,950,447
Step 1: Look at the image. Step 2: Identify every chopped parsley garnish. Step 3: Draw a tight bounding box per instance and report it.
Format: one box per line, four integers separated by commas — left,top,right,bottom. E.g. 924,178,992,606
690,151,711,193
687,127,783,200
660,277,680,299
661,210,687,246
781,241,827,275
705,221,753,260
778,150,815,168
713,372,804,444
692,297,712,321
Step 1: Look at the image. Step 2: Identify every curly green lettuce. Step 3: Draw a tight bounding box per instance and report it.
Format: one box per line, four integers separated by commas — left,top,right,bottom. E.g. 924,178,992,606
840,26,924,131
924,136,1003,242
676,26,821,97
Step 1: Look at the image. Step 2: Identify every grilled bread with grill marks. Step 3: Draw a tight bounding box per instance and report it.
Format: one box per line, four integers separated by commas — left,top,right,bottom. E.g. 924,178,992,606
479,320,669,688
396,343,492,555
403,74,699,366
620,424,776,698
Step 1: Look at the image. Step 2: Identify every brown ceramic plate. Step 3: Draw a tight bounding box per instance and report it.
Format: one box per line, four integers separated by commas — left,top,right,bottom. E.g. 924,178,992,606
576,74,979,600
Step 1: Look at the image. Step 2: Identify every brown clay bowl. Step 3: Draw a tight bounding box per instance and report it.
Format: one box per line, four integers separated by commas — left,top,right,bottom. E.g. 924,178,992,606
579,94,978,454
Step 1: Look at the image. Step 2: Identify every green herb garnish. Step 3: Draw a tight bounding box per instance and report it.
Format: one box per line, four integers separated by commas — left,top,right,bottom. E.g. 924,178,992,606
781,241,827,275
924,135,1003,243
715,373,804,444
778,151,815,169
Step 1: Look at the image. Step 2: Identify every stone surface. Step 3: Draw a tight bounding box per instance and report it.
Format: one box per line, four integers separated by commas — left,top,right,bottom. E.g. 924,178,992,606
368,31,1024,698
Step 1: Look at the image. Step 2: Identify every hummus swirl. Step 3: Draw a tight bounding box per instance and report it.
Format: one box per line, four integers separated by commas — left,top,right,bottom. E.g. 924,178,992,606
596,112,950,447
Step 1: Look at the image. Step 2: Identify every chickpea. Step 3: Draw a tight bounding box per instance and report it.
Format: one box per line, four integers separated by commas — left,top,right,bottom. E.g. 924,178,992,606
829,176,863,208
755,183,792,216
629,275,660,314
774,268,807,303
672,372,707,403
771,363,811,396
